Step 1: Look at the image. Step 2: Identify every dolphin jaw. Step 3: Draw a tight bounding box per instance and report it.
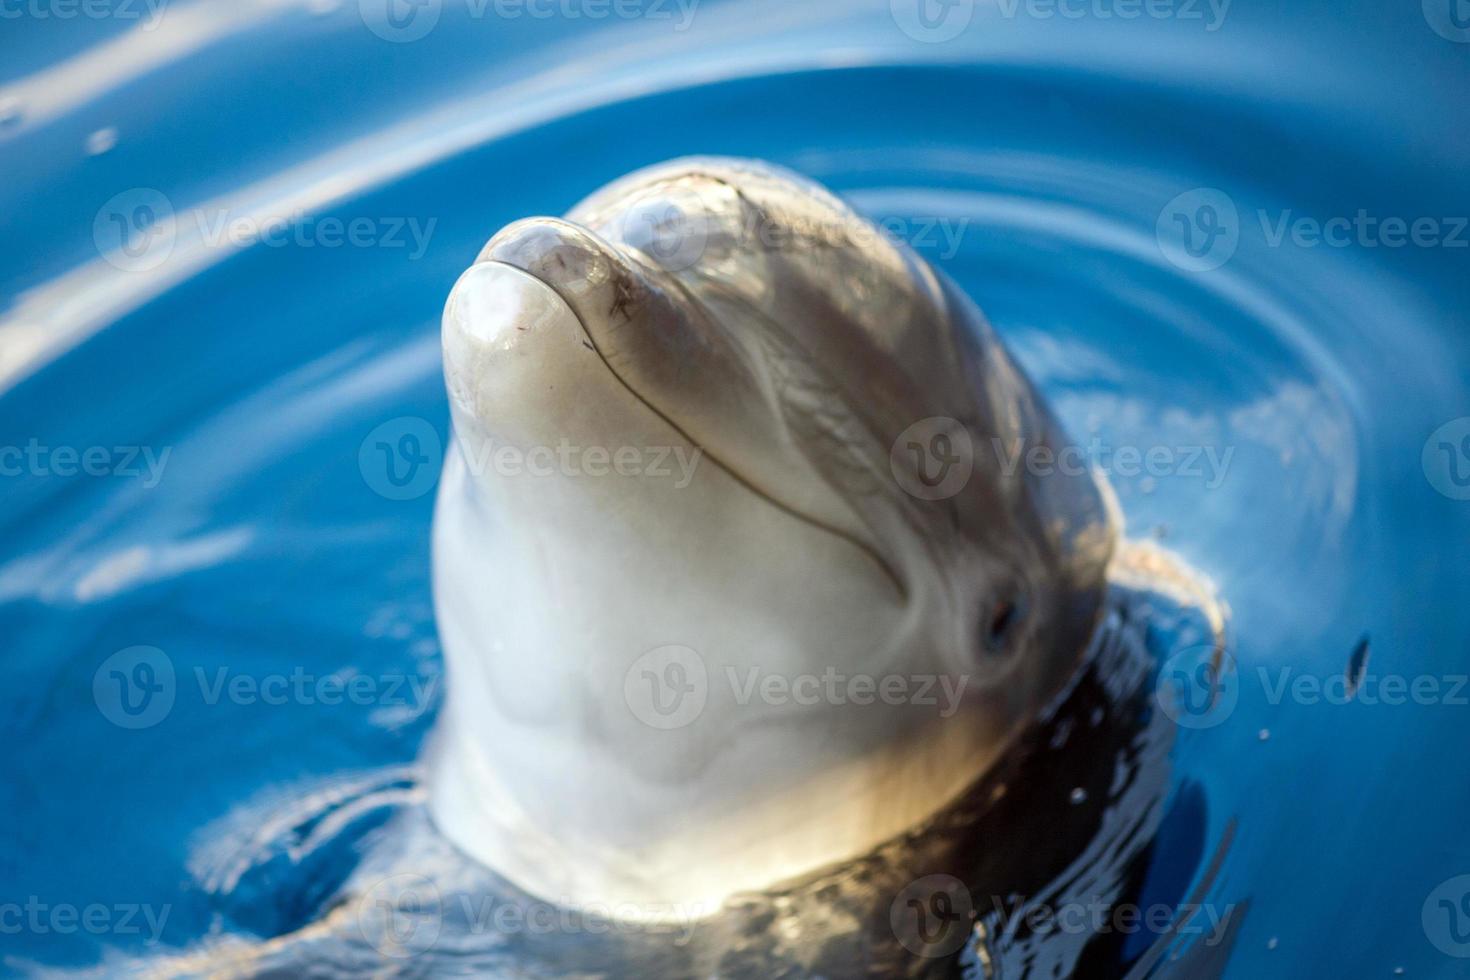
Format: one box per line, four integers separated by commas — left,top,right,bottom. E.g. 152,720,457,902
425,157,1117,920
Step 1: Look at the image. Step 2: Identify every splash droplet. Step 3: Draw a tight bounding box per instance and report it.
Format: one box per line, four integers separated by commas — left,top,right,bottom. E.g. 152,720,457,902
1258,728,1271,742
1345,633,1370,699
86,127,119,156
1267,936,1279,950
1049,716,1074,748
1069,787,1088,805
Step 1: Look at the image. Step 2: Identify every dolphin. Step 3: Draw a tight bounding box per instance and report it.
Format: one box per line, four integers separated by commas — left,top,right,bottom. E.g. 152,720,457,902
427,157,1120,920
137,159,1234,979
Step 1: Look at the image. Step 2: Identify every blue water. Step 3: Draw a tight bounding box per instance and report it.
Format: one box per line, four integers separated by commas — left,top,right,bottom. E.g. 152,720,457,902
2,1,1468,976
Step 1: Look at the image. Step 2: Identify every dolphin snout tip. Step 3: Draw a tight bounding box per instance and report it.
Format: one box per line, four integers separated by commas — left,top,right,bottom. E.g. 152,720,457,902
442,260,588,423
445,260,574,347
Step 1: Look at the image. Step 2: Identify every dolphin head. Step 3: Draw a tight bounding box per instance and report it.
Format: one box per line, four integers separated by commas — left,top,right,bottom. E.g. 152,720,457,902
427,158,1116,917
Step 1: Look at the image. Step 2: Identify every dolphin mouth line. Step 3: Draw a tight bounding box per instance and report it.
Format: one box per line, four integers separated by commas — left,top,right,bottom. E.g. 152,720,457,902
475,254,910,600
424,159,1141,923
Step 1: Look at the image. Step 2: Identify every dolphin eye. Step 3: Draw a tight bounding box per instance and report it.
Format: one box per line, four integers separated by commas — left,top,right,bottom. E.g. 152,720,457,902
983,598,1021,656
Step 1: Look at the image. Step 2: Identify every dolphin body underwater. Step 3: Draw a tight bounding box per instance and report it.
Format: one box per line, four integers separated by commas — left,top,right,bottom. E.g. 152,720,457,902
166,160,1241,978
